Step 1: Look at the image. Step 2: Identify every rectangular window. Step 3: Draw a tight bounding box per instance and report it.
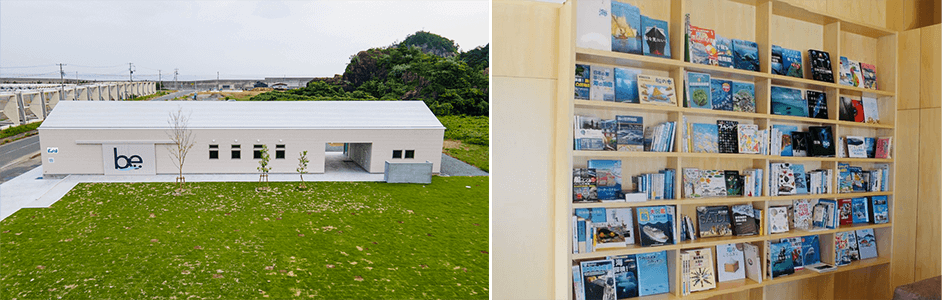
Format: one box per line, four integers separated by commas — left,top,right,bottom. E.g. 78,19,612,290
231,144,241,159
275,144,285,159
254,144,263,159
404,150,415,159
209,144,219,159
392,150,402,159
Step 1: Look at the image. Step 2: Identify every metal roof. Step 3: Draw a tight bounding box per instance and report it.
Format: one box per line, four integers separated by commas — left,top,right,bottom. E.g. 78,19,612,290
40,101,445,130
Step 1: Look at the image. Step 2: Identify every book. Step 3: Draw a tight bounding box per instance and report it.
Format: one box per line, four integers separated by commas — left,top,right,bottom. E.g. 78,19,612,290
851,197,870,224
793,199,814,230
731,204,758,236
742,243,762,283
838,198,854,225
818,199,838,229
715,35,733,68
588,160,622,201
576,0,611,51
839,56,862,87
575,64,592,100
855,229,878,260
772,125,798,156
812,203,828,229
834,231,859,266
614,67,642,103
686,72,712,109
580,259,617,300
683,168,701,198
685,248,716,292
689,25,716,65
772,45,803,77
731,81,756,113
597,208,635,249
611,1,642,55
601,119,617,151
697,169,728,197
732,39,759,71
641,15,670,58
852,97,865,122
636,251,671,296
724,170,742,196
846,136,867,158
809,126,835,157
807,263,837,273
875,137,892,159
716,243,746,282
808,49,834,82
711,79,733,111
870,195,889,224
573,168,598,202
572,265,585,300
806,90,828,119
839,96,857,122
771,86,808,117
717,120,739,154
771,45,783,76
636,206,676,246
771,162,796,195
574,115,605,151
681,252,690,295
791,132,811,157
737,124,761,154
691,123,719,153
637,74,677,106
612,255,639,299
802,235,821,266
616,115,644,151
769,206,790,234
590,65,615,101
862,96,880,124
789,163,808,194
576,217,587,253
769,241,795,278
860,62,877,89
785,237,804,270
697,206,732,238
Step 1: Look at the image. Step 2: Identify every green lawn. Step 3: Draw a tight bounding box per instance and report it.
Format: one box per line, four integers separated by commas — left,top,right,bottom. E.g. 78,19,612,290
0,177,488,299
1,122,41,140
438,116,488,172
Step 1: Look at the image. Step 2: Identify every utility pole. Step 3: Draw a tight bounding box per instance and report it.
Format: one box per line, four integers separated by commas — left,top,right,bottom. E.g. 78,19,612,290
174,68,179,90
158,70,161,89
217,71,219,91
128,63,134,82
56,63,66,88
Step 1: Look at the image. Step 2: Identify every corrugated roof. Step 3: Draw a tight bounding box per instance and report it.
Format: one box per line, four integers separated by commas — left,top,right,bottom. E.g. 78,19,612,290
40,101,445,130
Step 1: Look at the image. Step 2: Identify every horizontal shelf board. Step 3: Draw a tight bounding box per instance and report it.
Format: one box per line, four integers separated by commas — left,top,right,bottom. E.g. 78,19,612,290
572,200,682,209
574,100,683,113
682,64,771,82
677,235,767,249
572,150,676,158
832,119,894,129
572,243,674,260
771,75,896,97
838,85,897,97
683,278,762,300
839,20,897,38
767,191,893,201
573,150,894,163
673,197,765,206
764,257,891,286
765,222,892,240
576,48,684,71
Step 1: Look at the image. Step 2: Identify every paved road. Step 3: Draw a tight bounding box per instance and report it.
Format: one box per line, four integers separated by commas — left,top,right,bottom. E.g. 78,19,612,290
0,155,41,183
0,135,40,168
150,89,196,101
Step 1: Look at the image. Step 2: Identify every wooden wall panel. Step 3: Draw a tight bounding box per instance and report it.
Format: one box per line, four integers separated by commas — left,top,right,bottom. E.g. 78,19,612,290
840,32,879,68
492,1,559,79
770,14,824,55
916,107,942,281
892,109,920,289
615,0,671,22
826,0,887,29
920,25,941,108
684,0,757,41
898,29,921,110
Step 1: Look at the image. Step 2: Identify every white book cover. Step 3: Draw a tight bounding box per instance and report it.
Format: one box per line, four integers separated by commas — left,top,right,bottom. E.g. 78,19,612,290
768,206,790,234
686,247,716,292
697,169,728,197
576,0,612,51
793,199,814,230
572,265,586,300
862,96,880,124
572,216,579,254
846,136,868,158
743,242,762,283
590,65,615,101
716,243,746,282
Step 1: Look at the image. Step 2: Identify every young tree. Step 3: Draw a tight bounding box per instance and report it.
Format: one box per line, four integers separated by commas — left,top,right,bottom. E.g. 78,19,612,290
296,150,309,189
167,107,194,191
257,144,271,189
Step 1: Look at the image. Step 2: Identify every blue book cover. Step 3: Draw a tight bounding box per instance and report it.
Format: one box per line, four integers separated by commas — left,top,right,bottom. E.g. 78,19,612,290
855,229,878,259
575,64,591,100
732,39,759,71
769,241,795,278
865,137,876,158
790,164,808,194
852,197,869,223
602,119,618,151
636,251,670,296
870,195,889,224
772,125,798,156
715,35,733,68
636,206,675,246
581,259,617,300
613,255,640,298
615,67,642,103
782,47,804,78
771,45,784,75
771,86,808,117
588,160,622,201
641,15,670,58
577,219,586,248
818,199,838,229
687,72,712,109
801,235,821,266
616,115,644,151
711,79,733,111
732,81,756,113
691,123,719,153
611,1,642,55
590,207,607,223
575,208,591,219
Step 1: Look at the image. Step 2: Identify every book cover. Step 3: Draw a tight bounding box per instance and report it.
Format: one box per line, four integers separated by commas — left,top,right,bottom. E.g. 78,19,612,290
576,0,612,51
572,265,585,300
724,170,742,196
691,123,719,153
717,120,739,154
819,199,838,229
771,86,808,117
851,197,869,224
772,162,796,195
611,1,642,55
731,204,758,236
588,160,622,201
689,25,716,65
812,203,828,228
590,65,615,101
875,137,892,159
870,195,889,224
598,208,635,248
616,115,644,151
614,67,642,103
769,206,790,234
846,136,867,158
732,81,756,113
785,237,804,270
855,229,878,260
849,59,863,88
860,62,877,89
769,241,795,278
711,79,733,111
862,96,880,124
641,15,671,58
852,98,865,122
601,119,618,151
580,259,617,300
686,72,712,109
683,168,701,198
686,248,716,292
737,124,761,154
573,168,598,202
636,206,676,246
732,39,759,71
771,45,783,75
838,198,853,225
781,47,803,78
835,231,860,266
637,74,677,106
743,243,763,283
697,169,728,197
717,243,746,282
613,255,639,299
839,56,862,87
793,199,813,230
801,235,821,266
791,132,811,157
697,206,732,238
636,251,671,296
808,49,834,82
789,163,808,194
715,35,733,68
806,90,828,119
575,64,592,100
574,115,605,151
809,126,835,157
865,137,876,158
839,96,857,122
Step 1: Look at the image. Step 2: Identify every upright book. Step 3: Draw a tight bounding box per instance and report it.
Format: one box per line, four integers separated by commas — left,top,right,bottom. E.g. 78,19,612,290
573,168,598,202
839,96,858,122
743,243,763,283
717,243,746,282
685,248,716,292
793,199,814,230
772,45,803,78
870,195,889,224
575,64,591,100
686,72,712,109
616,115,644,151
711,79,733,111
808,49,834,82
737,124,761,154
637,74,677,106
715,35,733,68
851,197,869,223
834,231,860,266
636,251,671,296
691,123,719,153
613,255,639,299
596,208,635,249
840,57,863,87
809,126,835,157
838,198,854,225
575,0,611,51
611,1,642,55
731,204,758,236
614,67,642,103
806,90,828,119
580,259,617,300
860,62,877,89
769,241,795,278
588,160,622,201
697,206,732,238
689,25,716,65
636,206,676,246
855,229,878,260
590,65,615,101
732,39,759,71
732,81,756,113
862,96,880,124
641,15,671,58
801,235,821,266
771,86,808,117
768,206,790,234
716,120,739,154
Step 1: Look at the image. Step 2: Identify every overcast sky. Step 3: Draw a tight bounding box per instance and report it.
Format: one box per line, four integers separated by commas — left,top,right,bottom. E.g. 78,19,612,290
0,1,489,81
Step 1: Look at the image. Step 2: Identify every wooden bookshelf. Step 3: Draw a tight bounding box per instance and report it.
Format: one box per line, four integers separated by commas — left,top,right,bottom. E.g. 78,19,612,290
558,0,898,299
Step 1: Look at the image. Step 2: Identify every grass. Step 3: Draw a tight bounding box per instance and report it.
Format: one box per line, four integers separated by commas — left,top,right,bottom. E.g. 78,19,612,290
0,177,488,299
1,122,41,139
128,90,175,101
438,116,488,172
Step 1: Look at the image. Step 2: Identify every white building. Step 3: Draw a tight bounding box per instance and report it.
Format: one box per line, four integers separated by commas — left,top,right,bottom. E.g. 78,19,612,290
39,101,445,177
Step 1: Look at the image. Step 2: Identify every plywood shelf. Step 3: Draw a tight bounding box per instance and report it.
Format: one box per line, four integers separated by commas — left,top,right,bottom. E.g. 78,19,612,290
573,149,894,163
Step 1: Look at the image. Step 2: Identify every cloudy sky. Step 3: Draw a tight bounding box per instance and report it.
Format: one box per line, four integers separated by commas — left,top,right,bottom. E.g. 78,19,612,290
0,1,490,81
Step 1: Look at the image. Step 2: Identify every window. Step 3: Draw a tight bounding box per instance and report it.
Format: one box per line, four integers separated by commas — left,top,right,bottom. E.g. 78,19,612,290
392,150,402,159
404,150,415,159
231,144,241,159
254,144,263,159
209,144,219,159
275,144,285,159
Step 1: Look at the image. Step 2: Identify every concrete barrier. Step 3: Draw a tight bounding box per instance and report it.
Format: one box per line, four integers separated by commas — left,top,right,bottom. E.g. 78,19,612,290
384,161,433,184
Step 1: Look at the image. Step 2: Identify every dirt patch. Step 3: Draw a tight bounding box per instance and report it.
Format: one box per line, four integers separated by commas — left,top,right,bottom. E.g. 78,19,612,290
442,140,466,150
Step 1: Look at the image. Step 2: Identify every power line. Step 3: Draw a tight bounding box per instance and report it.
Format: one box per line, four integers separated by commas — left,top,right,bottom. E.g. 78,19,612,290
0,64,56,69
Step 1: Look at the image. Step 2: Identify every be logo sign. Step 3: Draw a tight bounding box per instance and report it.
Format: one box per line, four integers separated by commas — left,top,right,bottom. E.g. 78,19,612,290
114,148,143,170
102,144,156,175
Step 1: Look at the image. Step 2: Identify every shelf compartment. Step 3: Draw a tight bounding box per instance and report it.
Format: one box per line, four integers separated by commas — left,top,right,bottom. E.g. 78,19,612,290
572,243,675,260
574,100,683,113
682,278,763,300
576,48,685,72
763,257,891,286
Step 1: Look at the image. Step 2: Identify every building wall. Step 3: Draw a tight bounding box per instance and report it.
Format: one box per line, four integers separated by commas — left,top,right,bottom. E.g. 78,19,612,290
40,128,444,175
348,143,372,171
